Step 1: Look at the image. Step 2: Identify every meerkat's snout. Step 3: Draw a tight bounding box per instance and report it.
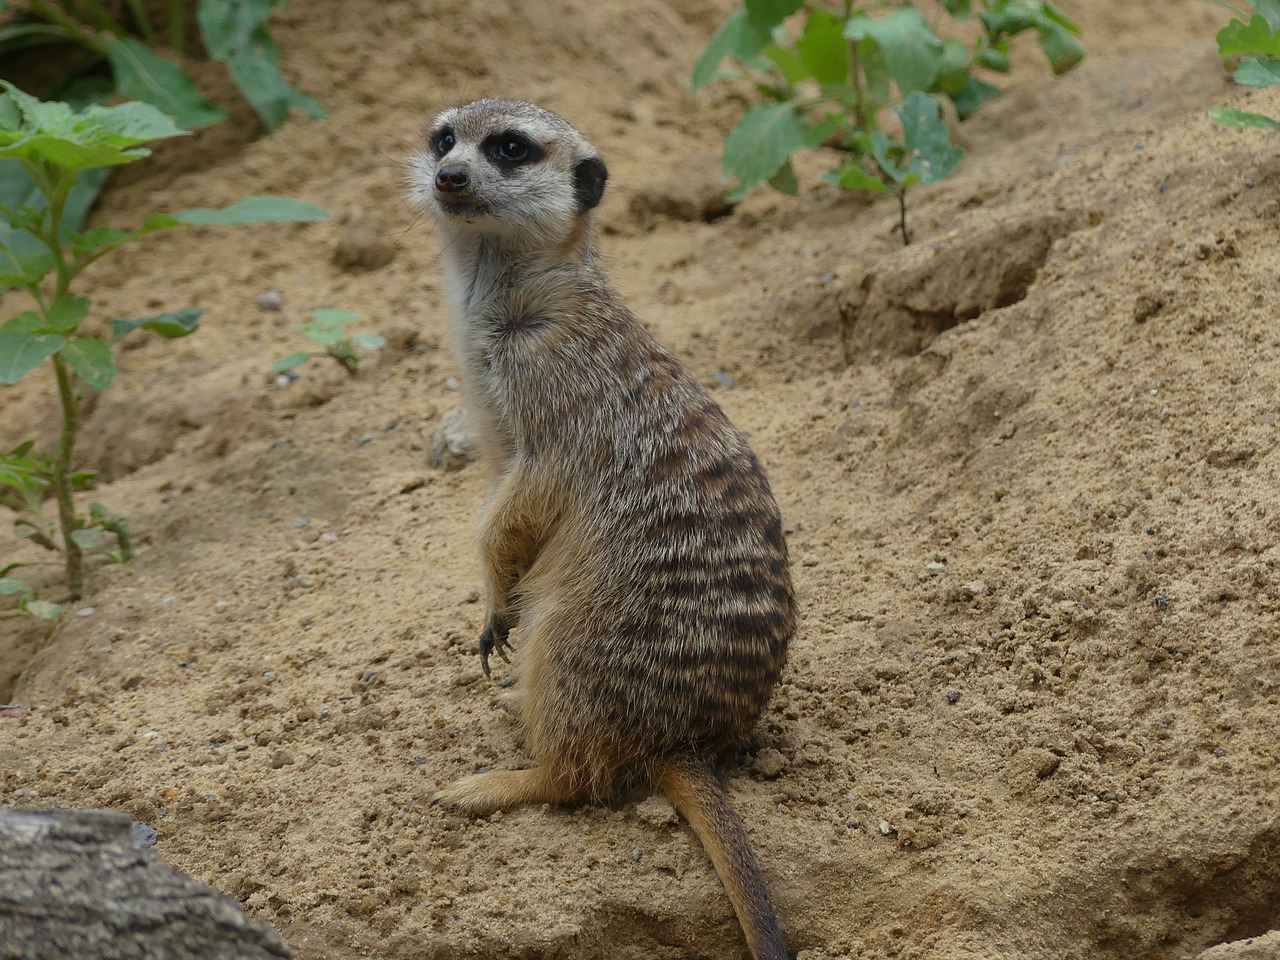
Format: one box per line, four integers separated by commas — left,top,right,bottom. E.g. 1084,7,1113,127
434,165,470,194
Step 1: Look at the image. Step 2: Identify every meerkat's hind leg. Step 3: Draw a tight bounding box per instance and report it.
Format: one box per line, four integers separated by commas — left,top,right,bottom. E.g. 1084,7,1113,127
433,765,586,813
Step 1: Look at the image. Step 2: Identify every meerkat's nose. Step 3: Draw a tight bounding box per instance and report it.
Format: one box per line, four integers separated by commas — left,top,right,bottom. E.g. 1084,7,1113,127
435,166,470,193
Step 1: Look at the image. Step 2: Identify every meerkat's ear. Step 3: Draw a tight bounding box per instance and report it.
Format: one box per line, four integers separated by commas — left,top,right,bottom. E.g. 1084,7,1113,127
573,157,608,212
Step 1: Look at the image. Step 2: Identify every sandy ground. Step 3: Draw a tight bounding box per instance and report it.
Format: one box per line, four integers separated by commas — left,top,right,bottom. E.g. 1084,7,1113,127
2,1,1278,958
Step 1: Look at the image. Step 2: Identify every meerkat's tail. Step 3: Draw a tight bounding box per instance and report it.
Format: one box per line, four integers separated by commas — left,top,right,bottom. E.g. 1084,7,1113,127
657,758,788,960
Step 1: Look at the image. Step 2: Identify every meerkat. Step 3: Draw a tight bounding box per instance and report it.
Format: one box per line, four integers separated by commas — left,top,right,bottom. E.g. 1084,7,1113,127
410,99,796,960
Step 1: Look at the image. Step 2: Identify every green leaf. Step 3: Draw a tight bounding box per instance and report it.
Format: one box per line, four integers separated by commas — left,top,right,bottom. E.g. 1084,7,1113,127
0,162,108,289
691,9,773,90
940,0,972,16
272,351,310,373
110,308,204,341
722,102,812,201
166,195,331,226
935,38,971,94
857,37,892,114
106,37,228,130
70,226,129,260
952,76,1003,119
0,330,65,383
61,337,116,389
1218,14,1280,58
46,297,91,334
352,332,387,350
976,45,1012,73
894,91,965,185
1235,57,1280,87
0,577,27,596
0,83,187,173
744,0,803,32
23,598,64,619
980,3,1036,36
311,308,359,325
1256,0,1280,32
70,527,109,548
828,165,893,193
764,42,809,87
1036,17,1085,75
845,8,944,93
768,160,799,195
197,0,326,130
2,312,44,334
296,322,346,346
1210,107,1280,129
795,9,848,85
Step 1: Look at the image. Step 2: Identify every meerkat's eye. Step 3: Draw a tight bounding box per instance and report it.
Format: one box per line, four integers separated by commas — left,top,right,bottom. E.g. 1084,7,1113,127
488,134,535,165
432,128,456,158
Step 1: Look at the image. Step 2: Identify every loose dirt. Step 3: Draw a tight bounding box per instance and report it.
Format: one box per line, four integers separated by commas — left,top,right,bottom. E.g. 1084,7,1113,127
2,1,1277,958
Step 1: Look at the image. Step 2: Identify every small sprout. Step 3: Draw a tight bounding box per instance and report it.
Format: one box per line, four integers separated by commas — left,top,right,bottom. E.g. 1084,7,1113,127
1211,3,1280,130
692,0,1083,244
274,309,387,376
0,83,329,614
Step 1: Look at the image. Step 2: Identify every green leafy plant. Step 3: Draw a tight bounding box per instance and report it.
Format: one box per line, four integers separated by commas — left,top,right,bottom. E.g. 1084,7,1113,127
0,82,329,610
0,0,324,131
1209,0,1280,129
693,0,1084,243
273,309,386,376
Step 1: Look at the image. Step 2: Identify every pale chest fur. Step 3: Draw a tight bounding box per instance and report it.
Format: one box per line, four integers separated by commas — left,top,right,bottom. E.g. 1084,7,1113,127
440,234,585,471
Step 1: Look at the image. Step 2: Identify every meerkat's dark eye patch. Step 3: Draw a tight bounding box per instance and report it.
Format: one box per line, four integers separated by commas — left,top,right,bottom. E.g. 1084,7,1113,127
573,157,608,212
432,127,456,158
484,133,542,169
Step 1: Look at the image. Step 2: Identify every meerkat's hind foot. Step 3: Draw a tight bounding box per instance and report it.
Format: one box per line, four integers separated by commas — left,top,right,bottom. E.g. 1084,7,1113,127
433,766,581,813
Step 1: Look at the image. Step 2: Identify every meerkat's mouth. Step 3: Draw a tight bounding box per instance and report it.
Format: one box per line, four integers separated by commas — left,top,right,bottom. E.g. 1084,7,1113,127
435,197,492,220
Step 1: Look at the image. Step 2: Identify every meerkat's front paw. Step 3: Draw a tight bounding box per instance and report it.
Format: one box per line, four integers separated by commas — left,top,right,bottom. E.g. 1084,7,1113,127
479,613,513,677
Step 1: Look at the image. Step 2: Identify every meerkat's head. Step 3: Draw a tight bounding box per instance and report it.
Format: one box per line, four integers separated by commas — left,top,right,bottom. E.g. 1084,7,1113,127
410,99,608,247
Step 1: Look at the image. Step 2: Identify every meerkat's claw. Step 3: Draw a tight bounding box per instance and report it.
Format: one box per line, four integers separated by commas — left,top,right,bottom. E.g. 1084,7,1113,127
479,614,513,677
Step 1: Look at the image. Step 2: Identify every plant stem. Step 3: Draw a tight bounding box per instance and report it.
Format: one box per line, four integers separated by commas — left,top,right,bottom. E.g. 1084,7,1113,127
167,0,187,51
27,0,113,52
849,37,868,133
897,187,911,246
68,0,127,36
40,163,87,598
121,0,157,43
50,354,85,600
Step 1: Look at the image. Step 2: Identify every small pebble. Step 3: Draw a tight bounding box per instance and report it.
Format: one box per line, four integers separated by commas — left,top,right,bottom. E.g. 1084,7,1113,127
445,376,461,391
632,849,644,863
925,561,947,576
878,821,893,836
712,371,734,390
131,823,158,848
270,749,295,768
753,748,788,778
257,290,283,311
76,607,95,617
945,690,962,704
